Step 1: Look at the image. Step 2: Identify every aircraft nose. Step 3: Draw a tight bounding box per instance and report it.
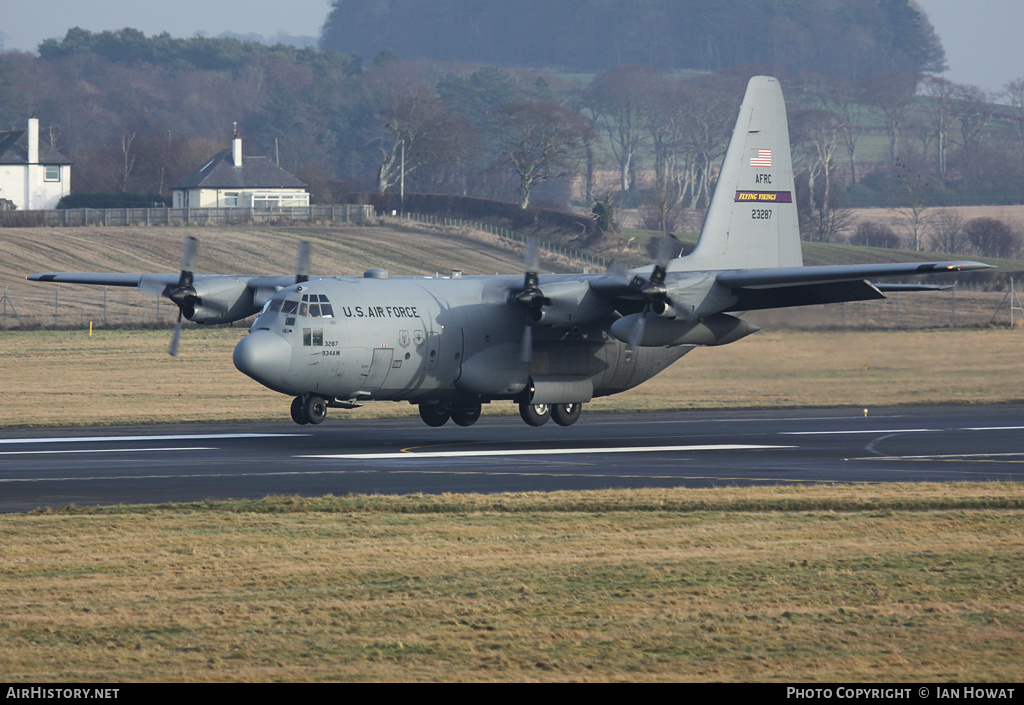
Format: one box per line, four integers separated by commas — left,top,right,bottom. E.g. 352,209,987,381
233,330,296,394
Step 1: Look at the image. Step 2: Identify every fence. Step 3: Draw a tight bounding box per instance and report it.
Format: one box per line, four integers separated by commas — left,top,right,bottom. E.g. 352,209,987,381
0,204,375,228
393,211,613,271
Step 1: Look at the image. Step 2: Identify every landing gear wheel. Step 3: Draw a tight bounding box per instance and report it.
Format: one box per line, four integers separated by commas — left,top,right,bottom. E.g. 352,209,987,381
419,403,451,427
304,394,328,425
519,402,551,427
551,403,582,427
451,403,482,427
290,396,309,425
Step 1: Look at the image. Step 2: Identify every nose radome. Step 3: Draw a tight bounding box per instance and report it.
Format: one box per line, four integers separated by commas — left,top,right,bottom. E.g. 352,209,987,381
233,330,296,394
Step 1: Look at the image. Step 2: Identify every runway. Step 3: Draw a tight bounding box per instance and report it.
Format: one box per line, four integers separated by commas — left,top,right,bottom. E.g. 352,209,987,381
1,404,1022,513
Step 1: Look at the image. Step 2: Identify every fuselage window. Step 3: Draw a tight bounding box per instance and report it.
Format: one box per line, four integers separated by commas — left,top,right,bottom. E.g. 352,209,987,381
317,294,334,318
302,328,324,346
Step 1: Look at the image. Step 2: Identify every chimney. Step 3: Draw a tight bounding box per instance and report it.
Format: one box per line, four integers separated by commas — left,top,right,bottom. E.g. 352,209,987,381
27,117,39,164
232,123,242,167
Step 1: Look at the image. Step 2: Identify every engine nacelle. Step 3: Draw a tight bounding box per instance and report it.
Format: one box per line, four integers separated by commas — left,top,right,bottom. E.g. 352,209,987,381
529,281,609,328
186,277,260,324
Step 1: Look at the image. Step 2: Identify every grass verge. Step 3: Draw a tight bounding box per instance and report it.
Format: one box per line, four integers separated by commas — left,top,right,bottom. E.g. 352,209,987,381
2,484,1022,682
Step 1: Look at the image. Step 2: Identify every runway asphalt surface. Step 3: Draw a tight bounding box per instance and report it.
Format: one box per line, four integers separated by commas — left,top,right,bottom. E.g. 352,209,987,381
1,404,1023,513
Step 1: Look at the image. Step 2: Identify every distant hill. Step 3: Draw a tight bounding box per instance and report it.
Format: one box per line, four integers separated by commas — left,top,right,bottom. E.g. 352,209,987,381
320,0,946,78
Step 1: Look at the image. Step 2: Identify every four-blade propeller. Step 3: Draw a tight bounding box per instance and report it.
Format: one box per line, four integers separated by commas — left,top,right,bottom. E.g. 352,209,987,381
141,237,311,357
510,237,551,364
167,236,199,357
614,234,683,350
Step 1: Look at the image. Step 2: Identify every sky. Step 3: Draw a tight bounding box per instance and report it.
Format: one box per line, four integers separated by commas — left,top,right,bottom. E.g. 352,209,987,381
1,0,1022,96
0,0,332,49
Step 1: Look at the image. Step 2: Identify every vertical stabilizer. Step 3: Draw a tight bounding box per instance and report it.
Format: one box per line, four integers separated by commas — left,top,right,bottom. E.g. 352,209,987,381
679,76,802,271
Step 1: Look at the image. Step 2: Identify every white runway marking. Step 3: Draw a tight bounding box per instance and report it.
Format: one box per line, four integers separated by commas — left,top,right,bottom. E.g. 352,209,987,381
0,433,308,446
781,429,936,435
0,447,213,457
299,444,792,460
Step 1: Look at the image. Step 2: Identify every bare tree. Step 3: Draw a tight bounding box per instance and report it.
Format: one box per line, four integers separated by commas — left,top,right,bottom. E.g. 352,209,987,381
1005,78,1024,170
952,83,993,179
364,63,467,195
119,130,137,192
491,101,591,209
862,72,918,173
891,160,933,251
584,65,658,194
929,209,968,254
920,75,957,181
643,75,690,234
792,108,843,242
679,75,740,210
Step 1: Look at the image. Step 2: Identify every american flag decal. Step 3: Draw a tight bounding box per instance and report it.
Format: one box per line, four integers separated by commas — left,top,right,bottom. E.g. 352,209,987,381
750,148,772,168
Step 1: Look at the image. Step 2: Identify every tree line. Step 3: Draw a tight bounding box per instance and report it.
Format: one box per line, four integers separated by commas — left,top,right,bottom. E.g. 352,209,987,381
321,0,946,79
1,24,1023,258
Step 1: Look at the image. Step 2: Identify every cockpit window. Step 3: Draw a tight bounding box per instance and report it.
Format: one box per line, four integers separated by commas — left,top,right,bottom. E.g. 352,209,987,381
282,300,299,315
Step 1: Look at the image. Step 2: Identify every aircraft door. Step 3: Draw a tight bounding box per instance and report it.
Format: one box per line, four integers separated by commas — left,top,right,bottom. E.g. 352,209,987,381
362,347,394,389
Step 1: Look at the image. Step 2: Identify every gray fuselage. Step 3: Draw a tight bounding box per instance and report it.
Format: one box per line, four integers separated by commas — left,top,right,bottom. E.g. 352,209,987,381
234,274,690,406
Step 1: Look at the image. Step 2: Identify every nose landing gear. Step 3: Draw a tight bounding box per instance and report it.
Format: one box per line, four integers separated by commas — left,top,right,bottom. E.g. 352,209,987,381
290,394,328,425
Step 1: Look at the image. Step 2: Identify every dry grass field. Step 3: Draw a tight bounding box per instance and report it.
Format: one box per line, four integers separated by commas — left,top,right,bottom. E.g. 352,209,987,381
0,327,1020,427
1,485,1022,682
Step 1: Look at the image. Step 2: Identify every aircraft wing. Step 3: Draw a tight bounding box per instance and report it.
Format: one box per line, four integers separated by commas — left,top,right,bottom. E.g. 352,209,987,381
27,272,303,287
28,272,165,287
715,261,991,288
714,260,993,312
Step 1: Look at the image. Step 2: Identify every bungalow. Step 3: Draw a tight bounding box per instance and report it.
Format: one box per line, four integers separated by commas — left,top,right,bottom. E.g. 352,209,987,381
0,118,73,210
171,130,309,209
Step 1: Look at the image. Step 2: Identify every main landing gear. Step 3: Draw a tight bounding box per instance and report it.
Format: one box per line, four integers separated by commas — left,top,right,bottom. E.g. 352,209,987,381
291,393,328,425
418,401,483,427
519,401,582,427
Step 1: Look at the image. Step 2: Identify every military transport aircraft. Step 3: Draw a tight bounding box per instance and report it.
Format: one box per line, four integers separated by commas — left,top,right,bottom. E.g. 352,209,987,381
29,76,992,428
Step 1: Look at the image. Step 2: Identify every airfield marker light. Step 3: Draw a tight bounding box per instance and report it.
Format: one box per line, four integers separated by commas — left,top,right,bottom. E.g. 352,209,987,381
89,321,93,337
864,408,868,417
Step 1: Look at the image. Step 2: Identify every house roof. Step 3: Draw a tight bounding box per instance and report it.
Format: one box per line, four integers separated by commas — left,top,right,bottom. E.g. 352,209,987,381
0,129,74,165
171,149,308,190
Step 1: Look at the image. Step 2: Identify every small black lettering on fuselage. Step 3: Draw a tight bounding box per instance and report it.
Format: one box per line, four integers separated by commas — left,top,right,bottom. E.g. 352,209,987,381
341,305,420,318
755,173,772,184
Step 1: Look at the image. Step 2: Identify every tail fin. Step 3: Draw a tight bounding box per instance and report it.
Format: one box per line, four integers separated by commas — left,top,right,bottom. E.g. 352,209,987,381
680,76,802,271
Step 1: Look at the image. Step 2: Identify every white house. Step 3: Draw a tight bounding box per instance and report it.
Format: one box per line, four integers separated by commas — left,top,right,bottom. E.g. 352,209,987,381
171,131,309,209
0,118,73,210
